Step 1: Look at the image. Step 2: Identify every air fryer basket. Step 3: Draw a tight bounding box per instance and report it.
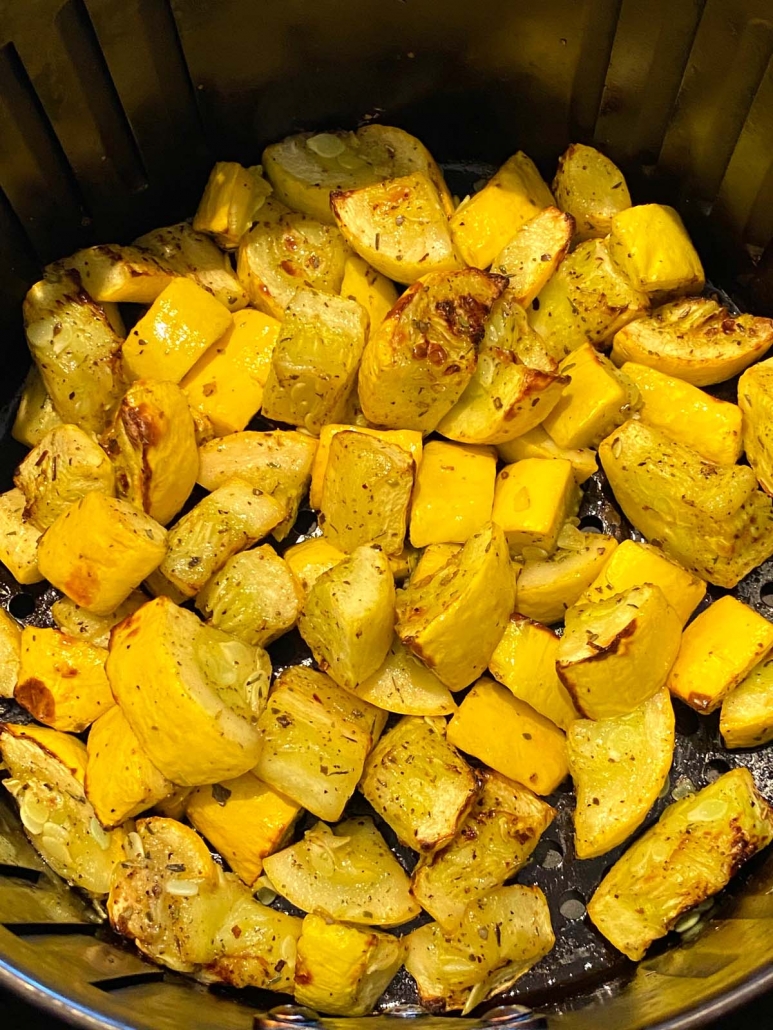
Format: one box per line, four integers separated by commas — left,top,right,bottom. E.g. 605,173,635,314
3,1,773,1028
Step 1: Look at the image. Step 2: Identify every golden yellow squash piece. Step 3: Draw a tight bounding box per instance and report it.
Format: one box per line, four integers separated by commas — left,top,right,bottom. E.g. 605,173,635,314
497,425,598,484
447,677,568,795
494,207,575,306
196,545,301,646
411,542,461,582
557,585,682,720
15,423,115,531
360,715,479,853
0,609,21,699
568,689,675,859
611,296,773,387
667,596,773,714
264,818,419,927
528,239,649,360
192,161,272,248
340,252,398,338
450,152,554,269
541,343,640,450
15,627,114,733
492,457,580,558
489,615,579,730
255,666,386,821
0,723,127,896
261,287,369,434
624,362,743,466
108,817,302,989
588,769,773,961
85,705,173,829
599,419,773,587
412,770,555,930
0,488,44,584
739,356,773,495
396,522,515,690
319,432,414,555
514,531,619,625
552,143,631,241
182,309,280,436
38,493,167,615
283,537,346,598
12,366,63,448
410,440,496,548
721,655,773,748
358,269,507,431
298,546,395,691
107,597,270,786
68,244,176,303
580,539,705,627
352,637,457,716
294,913,405,1017
311,424,421,511
608,204,704,296
405,885,554,1015
50,591,146,649
186,772,300,887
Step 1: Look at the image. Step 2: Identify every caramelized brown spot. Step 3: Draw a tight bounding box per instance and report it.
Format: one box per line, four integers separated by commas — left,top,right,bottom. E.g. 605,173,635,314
15,679,55,722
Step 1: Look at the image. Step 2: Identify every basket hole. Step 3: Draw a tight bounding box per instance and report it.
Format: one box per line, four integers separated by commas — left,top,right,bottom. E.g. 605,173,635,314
558,889,586,921
578,515,604,534
533,839,563,870
8,594,35,619
704,758,731,784
760,582,773,609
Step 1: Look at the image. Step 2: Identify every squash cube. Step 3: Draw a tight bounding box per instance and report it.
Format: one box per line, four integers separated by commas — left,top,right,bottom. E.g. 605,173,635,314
493,207,574,306
497,425,597,484
0,609,21,699
410,440,496,547
353,637,457,717
492,458,579,558
192,161,272,248
68,244,176,303
552,143,631,241
283,537,346,598
310,424,422,510
514,532,618,625
721,655,773,748
0,488,44,584
12,366,63,448
411,542,461,583
340,252,398,338
608,204,704,296
739,356,773,495
50,591,146,649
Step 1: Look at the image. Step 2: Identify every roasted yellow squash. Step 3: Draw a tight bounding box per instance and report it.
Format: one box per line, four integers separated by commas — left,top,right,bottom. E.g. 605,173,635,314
552,143,631,240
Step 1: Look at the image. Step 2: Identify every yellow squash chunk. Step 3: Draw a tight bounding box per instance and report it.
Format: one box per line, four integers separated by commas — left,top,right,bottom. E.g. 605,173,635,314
557,585,682,720
68,244,176,303
107,597,270,786
15,627,113,733
396,522,515,690
412,542,461,582
405,885,554,1015
0,610,21,699
264,818,419,926
360,715,479,853
667,596,773,713
320,432,415,554
358,269,507,431
101,379,198,525
186,772,300,887
340,252,398,338
254,666,385,821
236,198,349,319
38,493,166,614
489,615,579,730
50,591,146,649
196,545,301,646
492,458,580,558
295,913,405,1017
283,537,346,598
599,419,773,587
154,478,284,600
266,125,453,222
493,207,575,306
568,689,675,859
182,309,280,436
298,546,395,691
447,678,568,795
580,539,706,627
192,161,272,248
352,637,457,716
588,769,773,961
552,143,631,241
108,817,302,989
608,204,704,296
410,440,496,548
332,172,463,284
85,705,173,829
24,268,125,435
623,362,742,466
12,366,63,447
528,239,649,360
541,343,640,449
261,287,369,434
739,356,773,495
0,488,44,584
311,424,421,511
514,531,619,625
412,770,555,930
15,423,115,531
497,425,597,484
611,296,773,387
450,152,554,269
721,655,773,748
122,278,232,384
0,723,127,896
